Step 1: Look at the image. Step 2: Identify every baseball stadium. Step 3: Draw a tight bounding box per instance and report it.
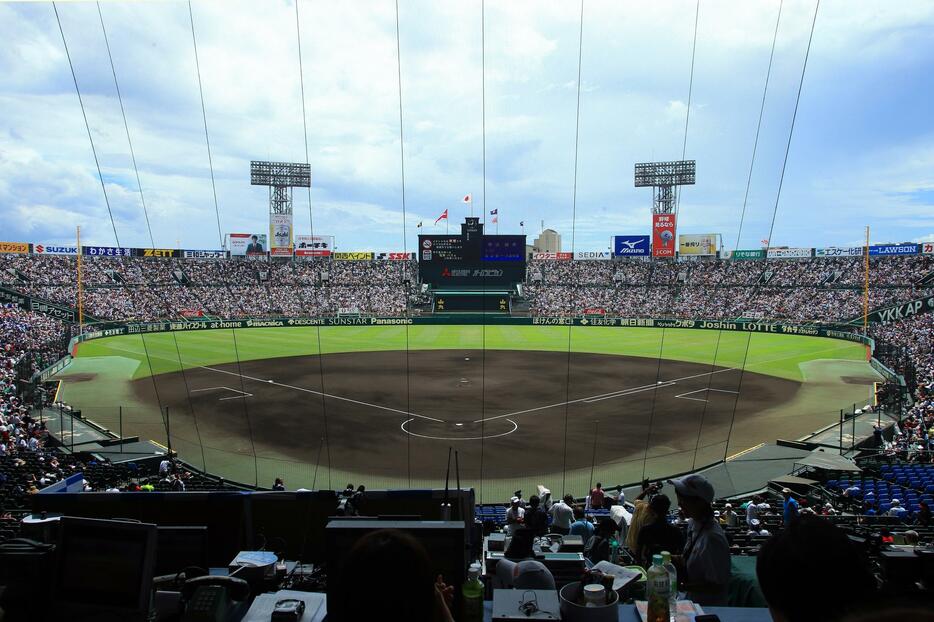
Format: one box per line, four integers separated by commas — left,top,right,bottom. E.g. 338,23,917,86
2,1,933,619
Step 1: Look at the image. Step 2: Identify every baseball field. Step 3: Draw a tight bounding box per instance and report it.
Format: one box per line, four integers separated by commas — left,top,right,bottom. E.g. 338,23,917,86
55,324,878,500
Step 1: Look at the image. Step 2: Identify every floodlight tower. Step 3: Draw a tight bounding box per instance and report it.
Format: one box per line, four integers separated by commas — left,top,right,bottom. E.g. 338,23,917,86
635,160,695,257
634,160,696,214
250,161,311,255
250,160,311,215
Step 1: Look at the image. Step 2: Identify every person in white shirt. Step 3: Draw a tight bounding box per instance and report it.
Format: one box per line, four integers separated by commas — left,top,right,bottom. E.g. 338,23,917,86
505,497,525,536
549,494,575,535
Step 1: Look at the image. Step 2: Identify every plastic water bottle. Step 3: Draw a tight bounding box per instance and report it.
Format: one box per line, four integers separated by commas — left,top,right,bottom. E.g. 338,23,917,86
646,554,671,622
461,563,484,622
661,551,678,622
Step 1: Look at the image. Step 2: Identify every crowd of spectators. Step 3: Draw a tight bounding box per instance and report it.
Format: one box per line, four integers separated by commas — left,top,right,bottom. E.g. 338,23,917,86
1,253,931,324
526,254,932,323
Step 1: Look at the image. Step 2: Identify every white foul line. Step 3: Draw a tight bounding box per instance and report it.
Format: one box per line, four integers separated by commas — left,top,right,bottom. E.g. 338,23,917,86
191,386,254,400
473,366,742,424
199,366,444,423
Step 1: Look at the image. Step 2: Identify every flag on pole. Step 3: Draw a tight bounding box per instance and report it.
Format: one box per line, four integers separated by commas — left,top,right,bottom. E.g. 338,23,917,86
760,238,769,246
520,221,524,227
462,194,472,204
490,209,497,215
417,221,423,228
492,215,498,224
435,209,448,225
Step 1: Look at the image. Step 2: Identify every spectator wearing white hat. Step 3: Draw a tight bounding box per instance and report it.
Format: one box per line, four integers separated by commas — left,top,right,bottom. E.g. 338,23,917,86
667,474,731,606
505,497,525,536
887,499,908,520
721,503,739,528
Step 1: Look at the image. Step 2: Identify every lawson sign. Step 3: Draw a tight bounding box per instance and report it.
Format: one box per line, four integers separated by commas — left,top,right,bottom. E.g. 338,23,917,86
613,235,650,257
869,244,919,256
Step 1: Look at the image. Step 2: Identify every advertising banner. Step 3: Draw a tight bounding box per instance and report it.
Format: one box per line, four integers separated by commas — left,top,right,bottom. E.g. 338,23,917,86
815,247,864,257
652,214,677,257
294,234,333,257
0,242,30,254
81,246,134,257
574,250,613,261
613,235,651,257
730,249,765,260
923,243,933,254
33,244,78,255
869,244,919,256
333,252,374,261
139,248,180,258
678,233,717,256
766,247,812,259
229,233,268,256
183,249,226,259
582,308,606,315
269,213,293,255
532,252,572,260
868,294,934,325
376,252,415,260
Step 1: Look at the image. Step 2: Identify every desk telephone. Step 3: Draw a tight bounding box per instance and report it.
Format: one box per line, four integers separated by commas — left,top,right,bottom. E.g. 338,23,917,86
180,575,250,622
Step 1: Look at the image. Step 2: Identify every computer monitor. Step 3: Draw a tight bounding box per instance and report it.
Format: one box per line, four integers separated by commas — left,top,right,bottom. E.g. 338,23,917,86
54,517,157,622
155,525,209,576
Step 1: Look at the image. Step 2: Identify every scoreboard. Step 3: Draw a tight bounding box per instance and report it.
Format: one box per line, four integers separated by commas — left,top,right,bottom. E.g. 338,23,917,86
419,219,526,287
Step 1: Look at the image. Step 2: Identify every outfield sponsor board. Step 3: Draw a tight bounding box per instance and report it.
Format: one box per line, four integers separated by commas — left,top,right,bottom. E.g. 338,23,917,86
33,244,78,255
730,249,765,260
0,286,77,321
767,247,812,259
532,252,572,260
269,213,293,254
869,244,918,256
923,243,933,254
815,247,863,257
80,314,869,346
678,233,717,256
652,214,676,257
294,234,333,257
140,248,180,258
183,249,226,259
82,246,134,257
376,252,415,260
574,250,612,261
613,235,650,256
229,233,267,256
0,242,30,254
333,252,374,261
869,294,934,325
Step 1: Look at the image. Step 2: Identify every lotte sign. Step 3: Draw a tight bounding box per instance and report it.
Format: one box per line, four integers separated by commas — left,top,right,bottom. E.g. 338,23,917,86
652,214,676,258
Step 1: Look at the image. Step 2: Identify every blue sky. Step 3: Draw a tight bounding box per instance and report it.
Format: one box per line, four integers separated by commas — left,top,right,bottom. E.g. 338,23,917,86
1,0,933,252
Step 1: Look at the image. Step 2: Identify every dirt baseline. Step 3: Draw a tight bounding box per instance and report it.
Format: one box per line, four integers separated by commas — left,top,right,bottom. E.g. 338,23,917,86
132,349,799,481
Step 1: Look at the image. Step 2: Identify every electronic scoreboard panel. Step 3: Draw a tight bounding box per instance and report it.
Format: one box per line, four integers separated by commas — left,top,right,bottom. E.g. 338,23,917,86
418,220,526,287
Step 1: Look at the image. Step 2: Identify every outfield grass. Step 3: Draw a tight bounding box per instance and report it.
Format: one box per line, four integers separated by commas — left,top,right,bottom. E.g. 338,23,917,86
75,325,868,382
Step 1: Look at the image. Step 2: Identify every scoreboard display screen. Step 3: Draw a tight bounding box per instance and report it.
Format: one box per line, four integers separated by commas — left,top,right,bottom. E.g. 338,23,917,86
419,228,526,287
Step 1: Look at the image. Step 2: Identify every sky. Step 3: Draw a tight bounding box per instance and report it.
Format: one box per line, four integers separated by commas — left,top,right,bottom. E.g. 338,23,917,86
1,0,933,253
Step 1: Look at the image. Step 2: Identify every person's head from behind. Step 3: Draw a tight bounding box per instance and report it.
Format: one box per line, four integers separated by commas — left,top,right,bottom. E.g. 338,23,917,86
756,515,876,622
529,495,540,509
331,529,442,621
596,517,618,538
563,494,574,505
573,506,584,521
595,482,602,491
668,474,714,520
649,493,671,522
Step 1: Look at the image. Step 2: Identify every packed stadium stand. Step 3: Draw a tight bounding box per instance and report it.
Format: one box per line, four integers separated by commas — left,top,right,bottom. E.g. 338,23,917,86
2,252,932,322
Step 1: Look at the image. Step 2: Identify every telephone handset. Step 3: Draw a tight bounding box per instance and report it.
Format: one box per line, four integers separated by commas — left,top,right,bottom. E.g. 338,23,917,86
180,575,250,622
